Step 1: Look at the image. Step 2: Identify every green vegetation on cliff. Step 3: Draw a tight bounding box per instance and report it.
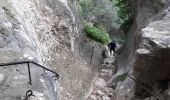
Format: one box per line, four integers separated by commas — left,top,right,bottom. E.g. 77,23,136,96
77,0,133,45
115,0,133,32
84,24,110,45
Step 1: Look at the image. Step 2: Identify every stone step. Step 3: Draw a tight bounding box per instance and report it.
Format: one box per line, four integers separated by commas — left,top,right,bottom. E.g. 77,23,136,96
103,57,115,64
87,57,116,100
100,69,113,75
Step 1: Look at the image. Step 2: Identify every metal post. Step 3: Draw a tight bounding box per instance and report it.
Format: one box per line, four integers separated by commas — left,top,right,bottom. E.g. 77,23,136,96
125,95,128,100
27,63,32,85
90,46,95,64
0,61,59,84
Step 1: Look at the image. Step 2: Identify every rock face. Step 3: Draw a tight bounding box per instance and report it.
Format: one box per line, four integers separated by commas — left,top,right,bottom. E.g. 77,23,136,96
0,63,57,100
115,0,170,99
134,5,170,98
0,0,102,100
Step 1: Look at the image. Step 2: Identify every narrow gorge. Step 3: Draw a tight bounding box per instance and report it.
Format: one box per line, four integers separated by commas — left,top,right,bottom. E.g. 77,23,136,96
0,0,169,100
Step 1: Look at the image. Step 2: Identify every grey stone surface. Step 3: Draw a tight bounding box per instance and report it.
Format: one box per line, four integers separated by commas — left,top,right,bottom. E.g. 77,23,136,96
86,63,116,100
133,5,170,98
102,95,110,100
0,64,57,100
0,73,4,83
115,0,170,99
0,37,5,48
0,0,102,100
103,57,115,64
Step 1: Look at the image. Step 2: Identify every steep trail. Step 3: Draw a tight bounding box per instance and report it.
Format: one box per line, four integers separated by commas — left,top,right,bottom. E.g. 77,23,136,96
86,56,116,100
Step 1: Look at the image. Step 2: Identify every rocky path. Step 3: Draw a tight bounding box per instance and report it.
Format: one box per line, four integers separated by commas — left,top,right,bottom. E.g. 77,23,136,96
86,57,116,100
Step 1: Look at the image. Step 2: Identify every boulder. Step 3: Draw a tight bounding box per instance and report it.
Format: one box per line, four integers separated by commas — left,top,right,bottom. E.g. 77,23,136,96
133,6,170,98
94,78,107,87
102,95,110,100
103,57,115,64
0,22,13,36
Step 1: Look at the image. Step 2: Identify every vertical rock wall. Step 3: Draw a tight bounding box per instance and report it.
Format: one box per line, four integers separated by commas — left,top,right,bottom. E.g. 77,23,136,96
0,0,102,100
115,0,170,99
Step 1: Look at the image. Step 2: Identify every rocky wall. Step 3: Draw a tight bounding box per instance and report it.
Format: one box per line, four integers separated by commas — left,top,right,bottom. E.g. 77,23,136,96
0,0,102,100
115,0,170,99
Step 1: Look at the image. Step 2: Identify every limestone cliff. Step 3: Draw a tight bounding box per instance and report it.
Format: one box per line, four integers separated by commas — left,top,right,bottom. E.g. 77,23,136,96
0,0,102,100
115,0,170,99
1,0,170,100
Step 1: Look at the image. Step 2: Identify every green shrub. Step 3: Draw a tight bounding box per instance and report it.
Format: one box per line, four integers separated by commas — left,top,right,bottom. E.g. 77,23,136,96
117,74,127,82
115,0,133,32
93,23,106,32
84,25,110,45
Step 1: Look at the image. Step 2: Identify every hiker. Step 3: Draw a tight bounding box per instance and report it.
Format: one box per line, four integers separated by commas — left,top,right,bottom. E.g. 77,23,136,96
108,40,117,55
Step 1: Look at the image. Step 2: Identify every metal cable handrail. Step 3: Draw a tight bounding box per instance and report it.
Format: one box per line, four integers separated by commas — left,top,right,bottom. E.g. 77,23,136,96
124,72,160,100
24,90,34,100
0,61,59,85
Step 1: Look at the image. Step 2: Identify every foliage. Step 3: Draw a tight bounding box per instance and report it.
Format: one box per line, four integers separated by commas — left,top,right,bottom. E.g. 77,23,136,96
93,23,106,32
77,0,133,45
84,24,110,45
77,0,95,21
115,0,133,32
117,74,127,82
77,0,120,33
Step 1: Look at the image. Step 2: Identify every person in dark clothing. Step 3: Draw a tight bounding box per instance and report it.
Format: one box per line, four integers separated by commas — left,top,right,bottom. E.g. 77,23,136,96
108,40,117,55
